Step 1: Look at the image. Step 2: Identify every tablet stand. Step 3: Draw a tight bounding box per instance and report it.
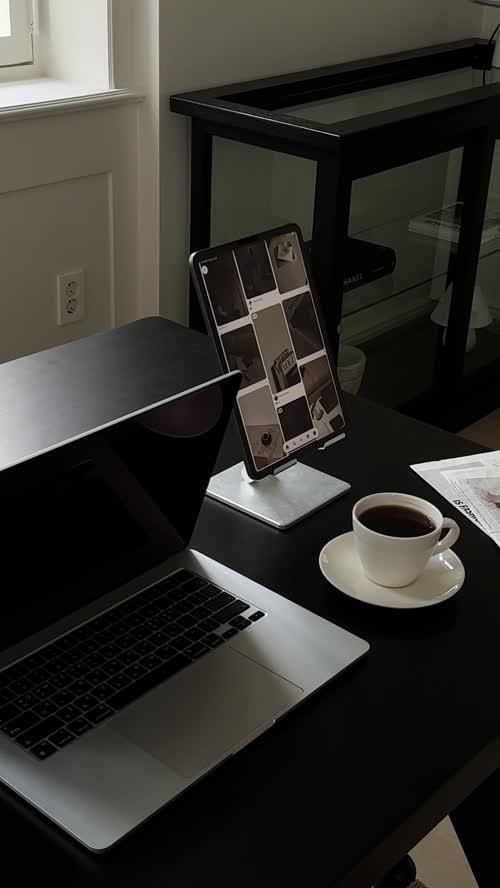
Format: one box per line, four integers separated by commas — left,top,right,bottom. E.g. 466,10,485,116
207,459,350,529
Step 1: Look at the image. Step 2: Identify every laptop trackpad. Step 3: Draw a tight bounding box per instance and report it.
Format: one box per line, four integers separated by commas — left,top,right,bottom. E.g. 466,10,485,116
113,647,303,778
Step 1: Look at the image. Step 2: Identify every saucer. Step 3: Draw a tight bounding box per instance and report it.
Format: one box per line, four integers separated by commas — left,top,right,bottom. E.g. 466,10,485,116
319,532,465,609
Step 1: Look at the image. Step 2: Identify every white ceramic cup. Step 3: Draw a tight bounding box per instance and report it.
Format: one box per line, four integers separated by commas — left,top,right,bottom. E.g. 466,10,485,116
352,492,460,588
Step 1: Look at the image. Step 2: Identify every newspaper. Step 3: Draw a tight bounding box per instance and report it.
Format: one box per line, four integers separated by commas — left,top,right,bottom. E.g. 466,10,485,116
412,452,500,548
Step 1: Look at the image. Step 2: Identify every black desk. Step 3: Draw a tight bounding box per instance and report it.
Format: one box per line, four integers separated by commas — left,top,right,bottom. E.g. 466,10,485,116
1,317,498,888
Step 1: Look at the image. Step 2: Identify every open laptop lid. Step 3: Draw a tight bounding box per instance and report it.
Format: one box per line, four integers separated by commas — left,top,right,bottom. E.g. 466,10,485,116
0,371,240,656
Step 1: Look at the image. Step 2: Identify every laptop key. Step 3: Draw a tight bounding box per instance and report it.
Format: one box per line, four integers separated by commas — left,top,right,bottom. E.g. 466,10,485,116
0,688,15,706
33,681,58,700
123,663,148,681
212,600,250,625
68,679,92,696
33,700,58,720
185,643,209,660
107,653,190,712
10,677,35,696
204,592,235,613
102,659,124,677
149,630,171,647
249,611,265,623
47,672,71,690
155,645,177,661
122,613,145,629
145,616,164,632
230,616,252,630
222,627,239,640
42,659,65,677
84,652,107,671
198,583,221,601
161,623,181,639
106,673,131,692
186,591,207,607
85,668,109,686
181,577,208,595
204,634,224,649
116,649,141,668
139,654,162,671
15,692,38,710
86,704,114,725
31,740,57,760
51,689,76,708
58,704,83,722
0,703,22,726
67,717,92,737
92,682,115,701
3,711,39,738
100,642,123,660
76,694,99,713
170,635,192,652
54,636,75,653
49,728,75,749
133,640,156,658
172,570,194,585
140,602,161,619
191,605,212,622
63,663,89,682
198,618,219,633
17,716,64,749
183,627,205,643
74,640,100,659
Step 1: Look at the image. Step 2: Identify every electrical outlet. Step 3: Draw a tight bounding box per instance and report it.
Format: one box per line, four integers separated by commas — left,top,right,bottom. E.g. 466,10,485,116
57,270,86,326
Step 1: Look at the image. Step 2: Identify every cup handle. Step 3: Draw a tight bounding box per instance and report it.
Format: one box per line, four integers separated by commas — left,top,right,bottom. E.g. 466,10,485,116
432,518,460,557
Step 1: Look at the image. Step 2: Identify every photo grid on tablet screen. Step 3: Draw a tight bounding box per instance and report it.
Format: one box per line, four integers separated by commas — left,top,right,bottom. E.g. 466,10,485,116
199,232,344,472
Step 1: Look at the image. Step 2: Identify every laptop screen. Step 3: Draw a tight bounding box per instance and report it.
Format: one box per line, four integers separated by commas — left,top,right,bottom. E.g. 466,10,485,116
0,373,239,655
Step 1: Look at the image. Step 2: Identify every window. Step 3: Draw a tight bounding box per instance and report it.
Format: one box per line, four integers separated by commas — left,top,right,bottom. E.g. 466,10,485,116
0,0,32,68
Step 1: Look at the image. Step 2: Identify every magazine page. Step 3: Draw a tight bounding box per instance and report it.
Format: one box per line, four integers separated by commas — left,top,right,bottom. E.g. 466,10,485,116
441,467,500,546
411,452,500,548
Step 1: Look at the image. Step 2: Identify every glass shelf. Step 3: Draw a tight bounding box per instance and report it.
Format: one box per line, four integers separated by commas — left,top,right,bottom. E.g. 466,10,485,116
287,68,487,124
342,212,500,320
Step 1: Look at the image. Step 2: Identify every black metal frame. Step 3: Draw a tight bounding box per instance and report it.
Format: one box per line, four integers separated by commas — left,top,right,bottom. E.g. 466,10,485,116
171,39,500,429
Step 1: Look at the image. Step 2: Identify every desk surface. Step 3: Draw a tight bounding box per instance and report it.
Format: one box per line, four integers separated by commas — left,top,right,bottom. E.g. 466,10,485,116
1,317,499,888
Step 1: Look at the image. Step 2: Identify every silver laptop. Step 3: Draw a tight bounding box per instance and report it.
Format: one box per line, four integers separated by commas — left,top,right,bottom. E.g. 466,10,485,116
0,371,368,851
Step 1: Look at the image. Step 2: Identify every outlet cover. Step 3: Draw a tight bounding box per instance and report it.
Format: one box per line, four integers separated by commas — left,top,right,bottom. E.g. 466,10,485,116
57,269,86,326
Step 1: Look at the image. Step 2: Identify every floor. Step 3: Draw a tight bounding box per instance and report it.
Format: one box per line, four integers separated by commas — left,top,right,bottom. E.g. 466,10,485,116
461,408,500,450
400,410,500,886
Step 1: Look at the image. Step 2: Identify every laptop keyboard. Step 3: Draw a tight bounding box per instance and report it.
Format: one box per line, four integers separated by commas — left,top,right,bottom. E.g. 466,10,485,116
0,570,266,762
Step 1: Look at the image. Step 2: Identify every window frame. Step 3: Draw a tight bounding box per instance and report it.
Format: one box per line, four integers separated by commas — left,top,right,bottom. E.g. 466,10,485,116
0,0,33,69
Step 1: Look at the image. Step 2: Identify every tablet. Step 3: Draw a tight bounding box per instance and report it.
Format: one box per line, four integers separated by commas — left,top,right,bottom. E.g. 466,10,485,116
190,224,347,480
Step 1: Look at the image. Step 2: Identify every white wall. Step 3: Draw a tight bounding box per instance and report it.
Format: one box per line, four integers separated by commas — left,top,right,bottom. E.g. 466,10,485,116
112,0,160,319
159,0,482,323
38,0,110,87
0,102,140,364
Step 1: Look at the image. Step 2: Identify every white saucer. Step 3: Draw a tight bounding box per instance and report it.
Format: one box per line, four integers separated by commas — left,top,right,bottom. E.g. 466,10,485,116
319,532,465,609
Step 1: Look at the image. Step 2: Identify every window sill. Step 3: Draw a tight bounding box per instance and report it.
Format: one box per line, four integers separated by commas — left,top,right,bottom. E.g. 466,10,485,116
0,79,143,121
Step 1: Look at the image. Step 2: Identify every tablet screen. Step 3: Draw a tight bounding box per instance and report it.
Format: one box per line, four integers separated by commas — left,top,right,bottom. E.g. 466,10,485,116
196,229,345,475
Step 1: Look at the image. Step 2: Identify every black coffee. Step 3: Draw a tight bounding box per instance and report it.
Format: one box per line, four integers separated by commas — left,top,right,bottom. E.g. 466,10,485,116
359,505,436,537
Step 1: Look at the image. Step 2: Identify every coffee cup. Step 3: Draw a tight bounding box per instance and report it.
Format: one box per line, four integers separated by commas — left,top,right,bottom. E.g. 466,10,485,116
352,492,460,588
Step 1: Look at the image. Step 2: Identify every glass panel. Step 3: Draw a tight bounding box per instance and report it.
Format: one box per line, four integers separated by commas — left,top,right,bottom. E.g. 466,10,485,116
211,137,316,244
340,148,463,407
464,140,500,377
286,68,485,125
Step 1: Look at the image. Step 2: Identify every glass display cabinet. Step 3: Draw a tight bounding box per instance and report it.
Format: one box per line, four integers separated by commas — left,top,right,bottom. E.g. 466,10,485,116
171,39,500,430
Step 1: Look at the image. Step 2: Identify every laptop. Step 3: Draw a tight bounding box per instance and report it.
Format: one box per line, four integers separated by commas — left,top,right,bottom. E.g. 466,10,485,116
0,370,369,851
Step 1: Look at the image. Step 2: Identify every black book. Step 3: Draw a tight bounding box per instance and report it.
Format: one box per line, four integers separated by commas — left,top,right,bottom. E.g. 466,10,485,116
306,237,396,292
